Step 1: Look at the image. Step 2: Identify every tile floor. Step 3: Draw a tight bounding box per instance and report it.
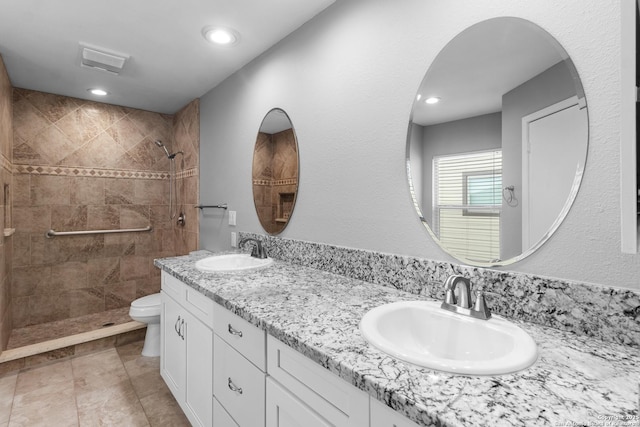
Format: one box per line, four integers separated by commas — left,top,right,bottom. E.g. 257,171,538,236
0,341,190,427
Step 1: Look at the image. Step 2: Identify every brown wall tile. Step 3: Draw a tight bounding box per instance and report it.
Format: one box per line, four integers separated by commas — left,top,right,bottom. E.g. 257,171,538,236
70,177,105,205
9,89,200,334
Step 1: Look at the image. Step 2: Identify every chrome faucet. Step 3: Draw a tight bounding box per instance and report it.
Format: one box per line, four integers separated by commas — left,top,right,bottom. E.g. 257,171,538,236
441,275,491,320
238,238,267,259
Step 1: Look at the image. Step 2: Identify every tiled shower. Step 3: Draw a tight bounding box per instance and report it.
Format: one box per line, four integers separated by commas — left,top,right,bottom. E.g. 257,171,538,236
0,55,200,356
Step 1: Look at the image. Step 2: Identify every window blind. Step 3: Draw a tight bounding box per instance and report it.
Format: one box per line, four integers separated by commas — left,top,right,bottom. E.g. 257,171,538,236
433,150,502,262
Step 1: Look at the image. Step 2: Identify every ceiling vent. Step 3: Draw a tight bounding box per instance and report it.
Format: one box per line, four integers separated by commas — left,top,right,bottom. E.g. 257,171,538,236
79,44,129,75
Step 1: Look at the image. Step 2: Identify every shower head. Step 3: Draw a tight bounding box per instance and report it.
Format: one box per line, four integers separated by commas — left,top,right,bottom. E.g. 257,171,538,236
154,140,171,159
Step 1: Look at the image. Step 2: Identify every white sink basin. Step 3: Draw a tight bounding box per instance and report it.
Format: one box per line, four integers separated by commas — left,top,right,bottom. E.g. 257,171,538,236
360,300,537,375
195,254,273,273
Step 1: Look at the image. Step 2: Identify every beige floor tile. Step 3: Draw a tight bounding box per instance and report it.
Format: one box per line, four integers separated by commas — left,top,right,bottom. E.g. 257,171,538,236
13,359,73,395
9,380,78,427
0,373,18,424
129,369,167,400
76,379,149,427
3,338,188,427
71,348,129,393
139,387,190,427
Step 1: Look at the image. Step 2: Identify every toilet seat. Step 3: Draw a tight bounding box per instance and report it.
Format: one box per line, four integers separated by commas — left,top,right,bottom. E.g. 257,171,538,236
129,293,161,317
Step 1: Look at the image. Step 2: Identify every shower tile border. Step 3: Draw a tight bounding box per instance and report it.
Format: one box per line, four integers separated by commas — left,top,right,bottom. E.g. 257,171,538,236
14,164,170,180
13,164,199,181
176,167,198,180
239,232,640,348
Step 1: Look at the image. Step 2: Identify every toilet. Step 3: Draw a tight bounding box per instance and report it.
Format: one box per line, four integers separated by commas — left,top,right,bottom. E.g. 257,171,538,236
129,293,162,357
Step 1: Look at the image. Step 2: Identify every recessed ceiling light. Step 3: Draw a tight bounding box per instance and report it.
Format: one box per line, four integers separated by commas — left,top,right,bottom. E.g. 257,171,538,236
425,97,440,104
202,26,239,46
416,94,422,101
88,88,108,96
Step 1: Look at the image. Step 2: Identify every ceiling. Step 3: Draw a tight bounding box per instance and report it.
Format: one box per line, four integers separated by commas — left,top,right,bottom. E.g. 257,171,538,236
412,18,571,127
0,0,335,114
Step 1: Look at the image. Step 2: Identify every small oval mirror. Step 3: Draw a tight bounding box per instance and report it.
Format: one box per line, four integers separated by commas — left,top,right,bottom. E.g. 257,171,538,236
252,108,299,234
407,17,588,267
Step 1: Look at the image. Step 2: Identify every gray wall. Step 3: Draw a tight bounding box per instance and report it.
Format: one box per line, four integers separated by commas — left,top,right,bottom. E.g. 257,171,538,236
199,0,640,290
419,112,501,224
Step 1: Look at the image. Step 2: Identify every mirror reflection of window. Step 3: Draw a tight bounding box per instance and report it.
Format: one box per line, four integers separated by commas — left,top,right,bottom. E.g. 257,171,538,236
406,17,588,267
432,150,502,263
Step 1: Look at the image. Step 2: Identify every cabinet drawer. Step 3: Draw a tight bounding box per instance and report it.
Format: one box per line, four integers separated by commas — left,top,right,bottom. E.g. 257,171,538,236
184,285,214,327
267,336,368,427
370,398,420,427
213,397,239,427
213,303,266,370
162,272,185,303
214,335,266,427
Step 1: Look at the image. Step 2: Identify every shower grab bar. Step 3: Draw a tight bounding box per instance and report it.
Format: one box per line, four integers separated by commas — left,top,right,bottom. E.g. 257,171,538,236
195,204,228,210
45,225,152,239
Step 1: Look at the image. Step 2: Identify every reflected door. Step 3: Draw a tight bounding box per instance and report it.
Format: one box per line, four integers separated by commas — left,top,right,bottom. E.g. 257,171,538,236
523,98,587,248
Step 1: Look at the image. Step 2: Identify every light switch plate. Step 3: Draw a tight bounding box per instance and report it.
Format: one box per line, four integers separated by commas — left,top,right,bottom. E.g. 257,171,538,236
231,232,237,247
229,210,237,226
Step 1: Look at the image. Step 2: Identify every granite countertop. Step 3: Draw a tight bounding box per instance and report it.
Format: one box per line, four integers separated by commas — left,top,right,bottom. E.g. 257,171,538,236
155,251,639,427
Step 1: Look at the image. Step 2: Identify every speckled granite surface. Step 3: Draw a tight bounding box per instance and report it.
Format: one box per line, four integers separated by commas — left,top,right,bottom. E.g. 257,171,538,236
239,232,640,348
155,251,640,427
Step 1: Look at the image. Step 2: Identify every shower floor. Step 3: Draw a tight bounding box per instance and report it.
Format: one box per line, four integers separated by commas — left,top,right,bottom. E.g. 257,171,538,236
7,307,135,349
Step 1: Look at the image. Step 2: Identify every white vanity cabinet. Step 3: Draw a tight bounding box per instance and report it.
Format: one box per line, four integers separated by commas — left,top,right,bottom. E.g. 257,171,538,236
160,272,214,427
160,271,423,427
212,302,267,427
266,335,369,427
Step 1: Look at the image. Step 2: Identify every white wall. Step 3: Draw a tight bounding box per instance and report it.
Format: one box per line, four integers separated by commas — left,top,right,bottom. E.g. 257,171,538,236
200,0,640,290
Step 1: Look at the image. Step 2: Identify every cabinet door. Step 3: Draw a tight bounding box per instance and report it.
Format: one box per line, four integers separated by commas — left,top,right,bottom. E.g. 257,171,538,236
266,377,333,427
161,291,185,400
184,312,213,427
370,398,420,427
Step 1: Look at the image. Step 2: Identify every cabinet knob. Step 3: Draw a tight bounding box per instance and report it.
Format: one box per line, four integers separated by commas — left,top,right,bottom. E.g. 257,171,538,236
228,324,243,337
227,377,243,395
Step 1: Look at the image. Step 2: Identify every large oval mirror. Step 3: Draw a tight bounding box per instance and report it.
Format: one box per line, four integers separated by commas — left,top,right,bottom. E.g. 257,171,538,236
407,17,588,267
252,108,299,234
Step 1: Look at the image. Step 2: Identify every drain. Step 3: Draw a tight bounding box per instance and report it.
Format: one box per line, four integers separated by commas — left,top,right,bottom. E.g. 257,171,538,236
102,322,115,327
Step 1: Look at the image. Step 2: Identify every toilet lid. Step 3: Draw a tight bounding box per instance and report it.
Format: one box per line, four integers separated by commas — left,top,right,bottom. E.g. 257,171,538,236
131,293,161,308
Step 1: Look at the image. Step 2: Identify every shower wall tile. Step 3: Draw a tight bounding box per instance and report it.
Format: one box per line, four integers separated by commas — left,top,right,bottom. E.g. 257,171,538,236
0,55,12,350
13,174,30,207
51,205,88,231
88,258,121,285
120,256,149,281
13,206,50,232
51,262,88,290
134,180,167,205
31,175,71,205
12,232,30,268
173,99,200,254
10,89,198,329
105,179,134,205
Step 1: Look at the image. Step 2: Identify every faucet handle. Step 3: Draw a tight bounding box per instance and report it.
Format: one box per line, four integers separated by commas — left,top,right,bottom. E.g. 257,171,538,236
472,287,492,319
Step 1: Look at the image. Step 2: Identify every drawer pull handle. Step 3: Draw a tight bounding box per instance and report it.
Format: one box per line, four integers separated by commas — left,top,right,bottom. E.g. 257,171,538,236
227,378,243,394
180,318,185,340
228,324,243,337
